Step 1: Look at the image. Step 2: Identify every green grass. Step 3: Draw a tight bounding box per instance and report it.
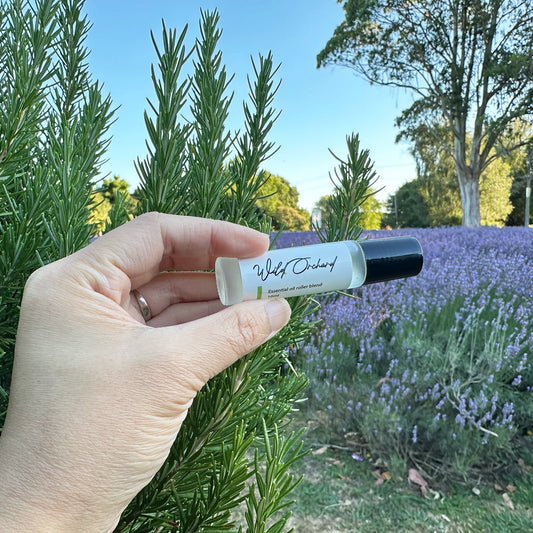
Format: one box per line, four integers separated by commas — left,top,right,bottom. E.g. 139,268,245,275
286,434,533,532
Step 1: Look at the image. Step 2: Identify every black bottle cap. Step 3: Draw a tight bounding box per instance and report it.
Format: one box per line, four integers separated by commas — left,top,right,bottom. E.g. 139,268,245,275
359,236,423,285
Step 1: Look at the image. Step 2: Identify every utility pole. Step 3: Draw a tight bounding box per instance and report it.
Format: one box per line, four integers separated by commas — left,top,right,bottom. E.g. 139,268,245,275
526,157,531,228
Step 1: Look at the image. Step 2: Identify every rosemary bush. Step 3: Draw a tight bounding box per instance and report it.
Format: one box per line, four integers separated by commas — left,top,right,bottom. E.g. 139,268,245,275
0,3,302,530
1,3,377,530
119,11,316,530
0,0,113,418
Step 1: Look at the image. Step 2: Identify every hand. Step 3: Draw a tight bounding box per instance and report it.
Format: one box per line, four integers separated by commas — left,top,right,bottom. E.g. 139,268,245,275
0,213,291,532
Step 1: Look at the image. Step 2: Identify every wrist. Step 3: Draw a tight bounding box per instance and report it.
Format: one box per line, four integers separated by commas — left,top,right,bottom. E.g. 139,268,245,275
0,434,118,533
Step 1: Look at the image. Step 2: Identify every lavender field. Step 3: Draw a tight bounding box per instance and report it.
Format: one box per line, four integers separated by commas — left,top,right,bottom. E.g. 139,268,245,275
279,226,533,483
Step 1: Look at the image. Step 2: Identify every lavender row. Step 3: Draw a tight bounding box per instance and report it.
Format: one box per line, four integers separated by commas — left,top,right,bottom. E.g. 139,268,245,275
288,226,533,479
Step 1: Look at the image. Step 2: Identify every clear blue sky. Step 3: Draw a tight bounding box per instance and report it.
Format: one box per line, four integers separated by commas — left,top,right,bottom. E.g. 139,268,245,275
84,0,416,212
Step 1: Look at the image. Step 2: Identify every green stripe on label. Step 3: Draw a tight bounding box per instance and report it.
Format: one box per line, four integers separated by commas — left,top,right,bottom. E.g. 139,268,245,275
256,286,262,299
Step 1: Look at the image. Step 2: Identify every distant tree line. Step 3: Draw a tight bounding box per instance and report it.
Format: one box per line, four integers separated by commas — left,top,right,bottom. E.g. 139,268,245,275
90,172,312,233
315,192,382,230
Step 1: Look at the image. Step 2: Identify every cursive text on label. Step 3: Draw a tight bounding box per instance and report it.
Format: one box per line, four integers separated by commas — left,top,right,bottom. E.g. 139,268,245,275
252,255,338,282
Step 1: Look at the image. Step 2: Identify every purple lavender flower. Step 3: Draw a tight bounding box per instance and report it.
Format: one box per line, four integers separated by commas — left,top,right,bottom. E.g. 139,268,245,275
287,226,533,480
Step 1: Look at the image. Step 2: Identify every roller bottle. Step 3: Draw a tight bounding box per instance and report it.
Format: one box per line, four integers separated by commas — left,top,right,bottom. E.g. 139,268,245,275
216,237,423,306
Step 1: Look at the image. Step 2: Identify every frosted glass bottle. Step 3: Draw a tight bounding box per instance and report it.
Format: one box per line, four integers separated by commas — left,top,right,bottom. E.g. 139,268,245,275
216,237,423,306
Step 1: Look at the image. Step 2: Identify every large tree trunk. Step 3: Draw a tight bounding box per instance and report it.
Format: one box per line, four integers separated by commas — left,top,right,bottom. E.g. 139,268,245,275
453,115,483,227
457,169,481,227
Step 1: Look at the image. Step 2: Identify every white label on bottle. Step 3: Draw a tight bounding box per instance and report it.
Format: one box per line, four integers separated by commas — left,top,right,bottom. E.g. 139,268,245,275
239,242,354,300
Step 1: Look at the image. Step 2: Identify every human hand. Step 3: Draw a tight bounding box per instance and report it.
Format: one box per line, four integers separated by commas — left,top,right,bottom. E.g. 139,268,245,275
0,213,291,532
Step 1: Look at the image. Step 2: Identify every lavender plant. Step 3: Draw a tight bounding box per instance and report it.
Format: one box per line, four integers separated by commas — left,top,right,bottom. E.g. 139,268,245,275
291,226,533,483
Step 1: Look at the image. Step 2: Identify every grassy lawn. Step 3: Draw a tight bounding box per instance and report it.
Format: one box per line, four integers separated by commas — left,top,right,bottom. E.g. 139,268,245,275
286,439,533,532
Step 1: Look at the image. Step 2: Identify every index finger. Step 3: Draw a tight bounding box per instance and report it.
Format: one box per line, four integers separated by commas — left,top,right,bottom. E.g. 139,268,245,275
80,213,270,290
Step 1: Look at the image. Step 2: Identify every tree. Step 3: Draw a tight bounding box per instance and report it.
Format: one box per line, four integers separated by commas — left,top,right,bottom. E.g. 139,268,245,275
90,176,138,234
256,171,310,230
383,181,431,228
385,158,513,228
505,129,533,225
507,158,533,226
89,191,110,234
97,175,131,203
403,120,515,226
480,155,513,225
316,191,383,229
314,195,333,223
318,0,533,227
272,204,310,230
359,194,382,229
404,122,463,226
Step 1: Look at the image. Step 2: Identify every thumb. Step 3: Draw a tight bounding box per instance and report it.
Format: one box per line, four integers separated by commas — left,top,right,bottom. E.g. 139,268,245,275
149,298,292,386
184,298,291,382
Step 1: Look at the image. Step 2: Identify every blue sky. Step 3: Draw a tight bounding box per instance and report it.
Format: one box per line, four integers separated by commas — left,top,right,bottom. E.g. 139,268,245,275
84,0,416,212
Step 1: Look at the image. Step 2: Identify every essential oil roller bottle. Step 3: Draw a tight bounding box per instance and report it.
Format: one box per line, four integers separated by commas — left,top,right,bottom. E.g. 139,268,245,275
216,237,423,306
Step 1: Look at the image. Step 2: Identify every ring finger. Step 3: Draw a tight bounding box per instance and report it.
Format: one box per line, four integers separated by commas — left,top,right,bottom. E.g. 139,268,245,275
129,271,218,321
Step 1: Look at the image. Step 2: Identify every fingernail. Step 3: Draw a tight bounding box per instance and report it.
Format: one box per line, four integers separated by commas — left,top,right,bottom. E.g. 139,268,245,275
265,298,291,336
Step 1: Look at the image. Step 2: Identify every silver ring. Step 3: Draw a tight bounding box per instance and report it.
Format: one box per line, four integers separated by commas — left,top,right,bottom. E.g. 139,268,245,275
133,289,152,321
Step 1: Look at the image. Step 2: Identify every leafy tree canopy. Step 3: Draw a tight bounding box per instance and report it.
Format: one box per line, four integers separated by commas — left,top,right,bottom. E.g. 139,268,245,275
256,172,310,230
96,176,131,203
382,181,431,229
90,176,137,234
316,192,382,230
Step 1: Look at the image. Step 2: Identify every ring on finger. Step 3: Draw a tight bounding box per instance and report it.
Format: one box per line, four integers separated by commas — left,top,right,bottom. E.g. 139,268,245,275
133,289,153,321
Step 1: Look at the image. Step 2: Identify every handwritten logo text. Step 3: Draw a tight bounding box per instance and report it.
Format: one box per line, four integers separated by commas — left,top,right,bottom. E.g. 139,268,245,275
252,255,338,282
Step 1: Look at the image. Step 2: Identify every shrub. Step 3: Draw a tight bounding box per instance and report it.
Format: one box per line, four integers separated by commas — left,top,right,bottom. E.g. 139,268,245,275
293,226,533,484
1,2,379,528
0,3,313,530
